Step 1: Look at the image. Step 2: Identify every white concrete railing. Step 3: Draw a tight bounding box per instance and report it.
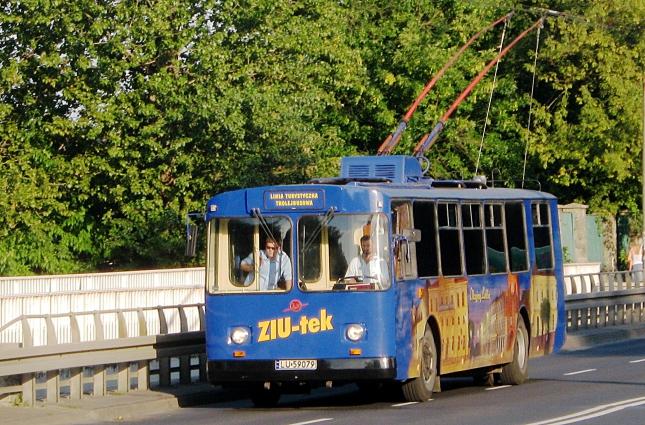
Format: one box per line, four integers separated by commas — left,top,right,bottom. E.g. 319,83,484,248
564,270,644,295
0,268,205,346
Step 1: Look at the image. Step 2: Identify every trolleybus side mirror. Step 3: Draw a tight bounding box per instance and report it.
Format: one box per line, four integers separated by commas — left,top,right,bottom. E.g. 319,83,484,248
402,228,422,242
185,212,203,257
185,223,198,257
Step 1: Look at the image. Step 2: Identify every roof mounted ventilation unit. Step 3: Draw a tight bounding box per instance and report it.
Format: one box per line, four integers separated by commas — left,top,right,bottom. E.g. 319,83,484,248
340,155,424,184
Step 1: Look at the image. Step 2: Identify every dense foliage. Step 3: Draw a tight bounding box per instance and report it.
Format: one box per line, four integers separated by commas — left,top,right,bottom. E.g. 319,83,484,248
1,0,643,275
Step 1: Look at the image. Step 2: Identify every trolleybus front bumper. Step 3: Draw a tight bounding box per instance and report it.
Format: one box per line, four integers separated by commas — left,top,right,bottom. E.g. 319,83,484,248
208,357,396,383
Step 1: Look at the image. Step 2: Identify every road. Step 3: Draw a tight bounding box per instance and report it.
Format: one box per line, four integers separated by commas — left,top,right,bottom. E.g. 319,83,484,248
98,338,645,425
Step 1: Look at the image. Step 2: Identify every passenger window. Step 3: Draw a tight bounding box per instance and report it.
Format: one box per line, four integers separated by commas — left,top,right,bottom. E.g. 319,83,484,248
462,203,485,275
413,201,439,277
532,203,554,270
438,202,462,276
485,204,508,274
505,202,529,272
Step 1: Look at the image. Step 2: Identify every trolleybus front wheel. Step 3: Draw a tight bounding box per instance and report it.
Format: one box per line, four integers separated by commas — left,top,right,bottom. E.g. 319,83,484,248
402,325,437,402
500,317,529,385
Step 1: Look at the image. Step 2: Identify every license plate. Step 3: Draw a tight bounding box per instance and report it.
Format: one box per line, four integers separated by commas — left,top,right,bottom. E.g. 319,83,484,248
275,359,317,370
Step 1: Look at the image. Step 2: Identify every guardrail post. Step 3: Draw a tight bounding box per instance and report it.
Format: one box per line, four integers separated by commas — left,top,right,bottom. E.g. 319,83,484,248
46,370,59,403
598,305,607,327
618,273,625,291
197,305,207,382
117,363,129,393
93,366,106,396
137,361,149,390
584,274,592,293
570,276,578,294
199,354,207,382
117,311,128,338
570,309,579,331
68,368,83,400
158,307,171,386
21,373,35,406
46,315,57,345
589,305,598,328
179,307,191,384
137,309,148,336
92,312,106,396
20,317,32,348
597,273,606,291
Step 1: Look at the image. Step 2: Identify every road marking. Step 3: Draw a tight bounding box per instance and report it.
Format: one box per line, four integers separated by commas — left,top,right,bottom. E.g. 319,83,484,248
523,395,645,425
392,401,421,407
485,385,511,391
288,419,334,425
629,358,645,363
563,368,596,376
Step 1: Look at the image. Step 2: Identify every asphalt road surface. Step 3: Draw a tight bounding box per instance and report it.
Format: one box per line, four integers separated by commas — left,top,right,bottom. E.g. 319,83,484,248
98,338,645,425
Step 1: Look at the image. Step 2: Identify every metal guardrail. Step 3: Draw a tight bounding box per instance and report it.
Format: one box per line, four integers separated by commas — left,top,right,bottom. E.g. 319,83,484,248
565,271,645,331
0,304,205,405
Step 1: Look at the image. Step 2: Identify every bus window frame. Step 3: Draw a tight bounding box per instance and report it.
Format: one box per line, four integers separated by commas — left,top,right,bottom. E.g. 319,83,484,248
207,216,294,294
461,202,487,276
484,202,510,275
504,201,530,273
412,200,441,278
437,200,465,277
297,212,391,292
531,201,555,271
392,200,419,281
206,219,218,294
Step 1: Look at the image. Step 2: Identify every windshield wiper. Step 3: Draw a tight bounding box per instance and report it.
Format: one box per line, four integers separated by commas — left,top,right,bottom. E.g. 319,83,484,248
301,208,335,254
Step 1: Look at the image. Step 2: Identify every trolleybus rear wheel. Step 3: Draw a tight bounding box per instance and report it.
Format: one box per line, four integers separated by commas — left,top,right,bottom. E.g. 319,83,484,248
500,317,529,385
402,325,437,402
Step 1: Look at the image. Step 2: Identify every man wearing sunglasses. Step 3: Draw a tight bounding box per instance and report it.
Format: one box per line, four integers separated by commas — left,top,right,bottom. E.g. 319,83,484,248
241,239,293,291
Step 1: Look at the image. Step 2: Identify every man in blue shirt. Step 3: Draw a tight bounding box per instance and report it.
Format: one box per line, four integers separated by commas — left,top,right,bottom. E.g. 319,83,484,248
241,239,293,291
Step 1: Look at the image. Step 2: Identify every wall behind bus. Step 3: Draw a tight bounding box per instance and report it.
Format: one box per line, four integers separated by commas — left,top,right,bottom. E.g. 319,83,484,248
558,204,615,272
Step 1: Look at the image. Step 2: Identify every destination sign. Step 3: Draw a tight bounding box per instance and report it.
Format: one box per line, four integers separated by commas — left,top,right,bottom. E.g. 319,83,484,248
264,190,325,210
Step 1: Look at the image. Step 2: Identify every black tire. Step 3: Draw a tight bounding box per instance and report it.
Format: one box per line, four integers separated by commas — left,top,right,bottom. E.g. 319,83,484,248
402,325,438,402
250,385,281,407
500,318,529,385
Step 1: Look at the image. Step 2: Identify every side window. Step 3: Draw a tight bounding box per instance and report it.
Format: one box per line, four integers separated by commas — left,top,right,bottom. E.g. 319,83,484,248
462,203,485,275
532,202,554,270
505,202,529,272
393,202,418,280
413,201,439,277
485,203,508,274
438,202,462,276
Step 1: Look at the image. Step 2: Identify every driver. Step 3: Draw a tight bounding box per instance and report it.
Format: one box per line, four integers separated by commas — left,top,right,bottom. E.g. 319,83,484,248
345,235,387,288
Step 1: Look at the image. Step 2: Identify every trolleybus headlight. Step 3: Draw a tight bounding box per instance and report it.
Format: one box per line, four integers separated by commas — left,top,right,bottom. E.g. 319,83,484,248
230,327,250,344
345,324,365,342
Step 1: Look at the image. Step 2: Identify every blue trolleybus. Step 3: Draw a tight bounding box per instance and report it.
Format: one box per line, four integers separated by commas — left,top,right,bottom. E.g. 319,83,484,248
203,155,566,405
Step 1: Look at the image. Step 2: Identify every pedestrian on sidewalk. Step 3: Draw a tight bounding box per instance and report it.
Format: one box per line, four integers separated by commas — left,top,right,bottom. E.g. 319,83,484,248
627,236,643,283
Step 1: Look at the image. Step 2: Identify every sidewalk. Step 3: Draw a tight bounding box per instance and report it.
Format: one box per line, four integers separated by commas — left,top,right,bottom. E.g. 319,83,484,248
561,322,645,351
2,326,644,425
0,383,236,425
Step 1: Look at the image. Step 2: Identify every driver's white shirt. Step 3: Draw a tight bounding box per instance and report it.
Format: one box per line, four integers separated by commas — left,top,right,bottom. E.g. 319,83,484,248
345,255,387,286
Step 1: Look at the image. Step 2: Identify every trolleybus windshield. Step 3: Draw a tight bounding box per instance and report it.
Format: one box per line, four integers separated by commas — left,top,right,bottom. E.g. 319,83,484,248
298,213,390,292
206,216,292,293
